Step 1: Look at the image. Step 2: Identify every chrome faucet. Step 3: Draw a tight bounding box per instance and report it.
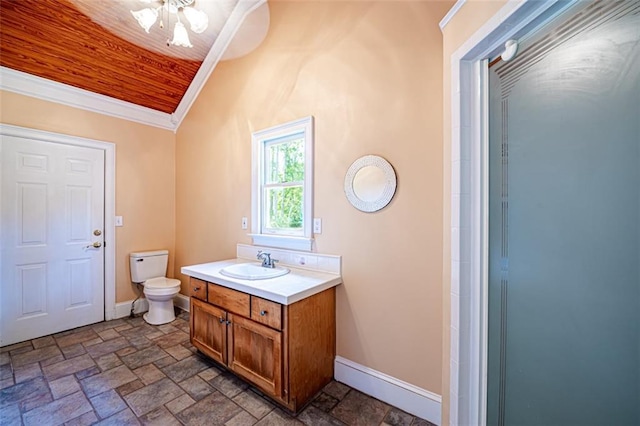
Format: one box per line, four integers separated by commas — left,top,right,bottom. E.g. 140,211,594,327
257,250,278,268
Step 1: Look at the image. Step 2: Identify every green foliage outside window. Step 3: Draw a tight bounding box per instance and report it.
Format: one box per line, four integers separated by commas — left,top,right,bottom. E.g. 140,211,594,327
266,187,303,229
264,138,304,232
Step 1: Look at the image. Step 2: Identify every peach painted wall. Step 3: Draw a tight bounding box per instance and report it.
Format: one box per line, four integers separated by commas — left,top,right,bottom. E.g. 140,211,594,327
0,90,177,304
175,0,453,394
440,1,508,424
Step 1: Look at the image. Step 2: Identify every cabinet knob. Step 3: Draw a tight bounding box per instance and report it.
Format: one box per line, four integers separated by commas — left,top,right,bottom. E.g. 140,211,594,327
219,318,225,323
260,310,267,316
193,287,200,291
226,320,232,325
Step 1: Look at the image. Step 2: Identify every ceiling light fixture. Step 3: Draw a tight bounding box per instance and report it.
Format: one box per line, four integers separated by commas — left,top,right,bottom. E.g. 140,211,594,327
131,0,209,48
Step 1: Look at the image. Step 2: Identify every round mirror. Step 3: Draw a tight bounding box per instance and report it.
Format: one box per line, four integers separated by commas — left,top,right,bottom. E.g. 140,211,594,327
353,165,386,202
344,155,396,212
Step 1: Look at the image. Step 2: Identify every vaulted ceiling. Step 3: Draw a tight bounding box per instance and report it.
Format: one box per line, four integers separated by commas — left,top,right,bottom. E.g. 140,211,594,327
0,0,268,125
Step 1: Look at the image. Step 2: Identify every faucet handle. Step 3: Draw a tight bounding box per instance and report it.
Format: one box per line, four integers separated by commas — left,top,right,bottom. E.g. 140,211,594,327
257,251,273,267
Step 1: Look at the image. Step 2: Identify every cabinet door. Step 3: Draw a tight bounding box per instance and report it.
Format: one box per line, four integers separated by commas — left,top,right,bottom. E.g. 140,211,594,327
191,298,227,365
227,313,283,399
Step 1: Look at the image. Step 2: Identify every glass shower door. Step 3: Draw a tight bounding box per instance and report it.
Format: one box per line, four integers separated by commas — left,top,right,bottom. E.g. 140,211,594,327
487,2,640,425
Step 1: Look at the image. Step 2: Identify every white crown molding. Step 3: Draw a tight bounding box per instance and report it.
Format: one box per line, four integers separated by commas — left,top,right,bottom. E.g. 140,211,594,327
173,0,267,129
0,67,176,130
0,0,267,133
439,0,467,31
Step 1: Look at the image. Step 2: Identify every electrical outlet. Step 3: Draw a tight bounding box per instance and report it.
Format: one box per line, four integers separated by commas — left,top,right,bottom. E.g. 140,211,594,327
313,218,322,234
241,217,248,230
115,216,123,227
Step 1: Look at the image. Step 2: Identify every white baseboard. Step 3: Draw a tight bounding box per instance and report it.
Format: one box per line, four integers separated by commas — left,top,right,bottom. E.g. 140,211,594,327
334,356,441,425
114,298,149,319
113,294,190,319
174,294,190,312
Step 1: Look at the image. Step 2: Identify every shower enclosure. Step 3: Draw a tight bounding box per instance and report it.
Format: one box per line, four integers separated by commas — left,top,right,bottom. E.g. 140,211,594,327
487,1,640,425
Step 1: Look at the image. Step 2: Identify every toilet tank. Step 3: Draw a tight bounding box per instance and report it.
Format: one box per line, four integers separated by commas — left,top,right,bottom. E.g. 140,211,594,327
130,250,169,283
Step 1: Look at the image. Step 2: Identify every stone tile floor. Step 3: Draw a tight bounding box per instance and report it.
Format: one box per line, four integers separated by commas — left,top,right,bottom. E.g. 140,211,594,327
0,312,435,426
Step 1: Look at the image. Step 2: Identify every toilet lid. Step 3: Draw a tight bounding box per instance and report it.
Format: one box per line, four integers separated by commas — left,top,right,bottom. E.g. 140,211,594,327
145,277,181,289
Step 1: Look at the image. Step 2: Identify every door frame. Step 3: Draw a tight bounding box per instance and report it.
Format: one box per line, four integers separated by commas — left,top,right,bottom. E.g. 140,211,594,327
447,1,578,424
0,124,117,322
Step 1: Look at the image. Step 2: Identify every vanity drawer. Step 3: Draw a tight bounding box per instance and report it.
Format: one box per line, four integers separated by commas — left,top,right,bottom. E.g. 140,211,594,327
251,296,282,330
208,283,250,317
190,278,207,301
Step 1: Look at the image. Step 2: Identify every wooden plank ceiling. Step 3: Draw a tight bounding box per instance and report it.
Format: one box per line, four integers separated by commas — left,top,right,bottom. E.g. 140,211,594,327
0,0,228,114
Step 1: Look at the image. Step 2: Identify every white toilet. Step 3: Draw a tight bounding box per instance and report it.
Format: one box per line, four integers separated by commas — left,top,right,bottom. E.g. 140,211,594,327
130,250,181,325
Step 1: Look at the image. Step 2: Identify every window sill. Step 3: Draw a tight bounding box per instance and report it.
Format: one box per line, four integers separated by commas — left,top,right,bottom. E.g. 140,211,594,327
249,234,313,252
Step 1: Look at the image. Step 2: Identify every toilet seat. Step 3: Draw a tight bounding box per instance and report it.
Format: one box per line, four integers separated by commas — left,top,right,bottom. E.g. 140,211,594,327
144,277,180,289
143,277,180,297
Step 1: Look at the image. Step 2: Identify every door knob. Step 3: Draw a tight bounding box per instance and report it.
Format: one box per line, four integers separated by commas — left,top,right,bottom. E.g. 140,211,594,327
85,242,102,249
93,229,102,236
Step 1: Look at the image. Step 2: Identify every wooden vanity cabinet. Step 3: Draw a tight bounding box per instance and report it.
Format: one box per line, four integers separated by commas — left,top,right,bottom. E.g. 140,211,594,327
189,278,335,412
190,298,227,365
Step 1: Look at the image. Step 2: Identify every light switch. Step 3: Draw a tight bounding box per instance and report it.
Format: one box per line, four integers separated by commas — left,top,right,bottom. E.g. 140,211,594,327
115,216,123,227
241,217,248,230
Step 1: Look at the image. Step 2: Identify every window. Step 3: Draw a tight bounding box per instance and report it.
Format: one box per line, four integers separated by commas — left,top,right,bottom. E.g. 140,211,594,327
251,117,314,251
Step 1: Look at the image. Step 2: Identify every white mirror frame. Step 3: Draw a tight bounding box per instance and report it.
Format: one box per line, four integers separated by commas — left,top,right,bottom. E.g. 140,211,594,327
344,155,396,212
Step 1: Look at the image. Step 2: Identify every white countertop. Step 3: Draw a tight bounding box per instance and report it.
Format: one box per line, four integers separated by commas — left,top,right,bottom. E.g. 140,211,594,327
181,259,342,305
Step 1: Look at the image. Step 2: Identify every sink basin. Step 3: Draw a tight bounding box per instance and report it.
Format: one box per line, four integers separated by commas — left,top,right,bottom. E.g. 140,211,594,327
220,263,290,280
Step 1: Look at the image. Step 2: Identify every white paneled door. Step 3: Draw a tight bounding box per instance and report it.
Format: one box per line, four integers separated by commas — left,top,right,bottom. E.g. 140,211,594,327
1,135,105,346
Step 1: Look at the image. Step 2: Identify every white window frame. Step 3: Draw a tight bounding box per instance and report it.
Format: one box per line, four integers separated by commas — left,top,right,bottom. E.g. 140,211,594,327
250,116,314,251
